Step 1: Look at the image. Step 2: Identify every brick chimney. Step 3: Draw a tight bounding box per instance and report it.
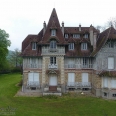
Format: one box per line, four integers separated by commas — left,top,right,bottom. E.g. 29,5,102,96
62,21,64,36
93,32,97,50
89,24,93,46
43,21,46,35
79,24,81,31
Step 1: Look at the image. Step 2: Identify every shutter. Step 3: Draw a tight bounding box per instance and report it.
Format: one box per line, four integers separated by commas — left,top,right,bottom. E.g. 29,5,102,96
103,77,108,87
33,73,39,82
68,73,75,82
28,72,34,85
82,73,88,82
111,78,116,88
68,73,75,86
108,57,114,69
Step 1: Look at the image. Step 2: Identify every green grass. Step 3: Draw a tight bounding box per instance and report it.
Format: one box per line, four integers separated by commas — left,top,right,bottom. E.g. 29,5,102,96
0,73,116,116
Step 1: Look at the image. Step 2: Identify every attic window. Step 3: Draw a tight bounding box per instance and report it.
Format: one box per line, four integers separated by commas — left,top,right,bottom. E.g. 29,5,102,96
81,43,87,50
51,29,56,36
108,41,114,48
69,43,74,50
84,34,88,38
73,34,80,38
65,34,68,38
32,42,37,50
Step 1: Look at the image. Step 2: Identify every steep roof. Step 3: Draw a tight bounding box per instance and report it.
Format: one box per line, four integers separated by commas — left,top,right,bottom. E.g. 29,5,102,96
40,8,65,44
90,26,116,56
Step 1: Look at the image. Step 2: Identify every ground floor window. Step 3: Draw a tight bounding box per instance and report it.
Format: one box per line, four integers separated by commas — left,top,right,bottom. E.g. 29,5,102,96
28,72,39,88
68,73,75,86
104,92,107,97
112,94,116,97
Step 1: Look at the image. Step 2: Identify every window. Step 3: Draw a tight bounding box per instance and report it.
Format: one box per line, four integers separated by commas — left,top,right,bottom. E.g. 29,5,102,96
51,29,56,36
28,72,39,87
73,34,80,38
112,94,116,97
65,34,68,38
83,58,87,68
50,57,56,64
104,92,107,97
108,41,114,48
81,43,87,50
32,42,36,50
69,43,74,50
84,34,88,38
50,40,56,49
108,57,114,69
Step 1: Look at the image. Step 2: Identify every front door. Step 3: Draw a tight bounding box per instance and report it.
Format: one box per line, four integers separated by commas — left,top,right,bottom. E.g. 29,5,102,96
49,74,57,91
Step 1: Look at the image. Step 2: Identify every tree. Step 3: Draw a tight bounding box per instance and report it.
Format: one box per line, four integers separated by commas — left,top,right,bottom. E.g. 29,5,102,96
0,29,11,70
9,48,23,72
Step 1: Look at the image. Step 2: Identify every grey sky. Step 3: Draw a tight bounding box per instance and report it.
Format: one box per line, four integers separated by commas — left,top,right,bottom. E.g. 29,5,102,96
0,0,116,51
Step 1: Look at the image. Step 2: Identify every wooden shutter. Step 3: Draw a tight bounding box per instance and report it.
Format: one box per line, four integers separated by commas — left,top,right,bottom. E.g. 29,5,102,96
82,73,88,82
103,77,108,87
111,78,116,88
108,57,114,69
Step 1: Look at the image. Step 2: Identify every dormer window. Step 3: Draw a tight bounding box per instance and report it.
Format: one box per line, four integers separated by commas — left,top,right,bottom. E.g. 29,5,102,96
69,43,74,50
84,34,88,38
32,42,37,50
51,29,56,36
50,40,57,49
65,34,68,38
108,41,114,48
73,34,80,38
81,43,87,50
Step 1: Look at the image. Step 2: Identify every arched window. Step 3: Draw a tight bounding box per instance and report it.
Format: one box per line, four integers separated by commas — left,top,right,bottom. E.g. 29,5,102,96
50,40,56,49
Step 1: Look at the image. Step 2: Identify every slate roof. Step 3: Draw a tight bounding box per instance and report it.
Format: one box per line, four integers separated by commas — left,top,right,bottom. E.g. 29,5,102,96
21,8,116,57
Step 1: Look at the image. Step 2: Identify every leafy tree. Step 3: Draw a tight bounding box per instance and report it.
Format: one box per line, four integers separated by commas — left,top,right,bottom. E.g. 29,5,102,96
9,48,23,72
0,29,11,70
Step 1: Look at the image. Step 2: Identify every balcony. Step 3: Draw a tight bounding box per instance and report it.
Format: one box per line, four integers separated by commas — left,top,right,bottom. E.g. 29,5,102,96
42,47,65,55
66,82,91,89
48,64,58,69
64,64,92,69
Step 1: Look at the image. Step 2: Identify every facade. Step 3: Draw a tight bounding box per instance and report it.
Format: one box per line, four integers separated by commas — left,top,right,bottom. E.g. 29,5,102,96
21,8,116,99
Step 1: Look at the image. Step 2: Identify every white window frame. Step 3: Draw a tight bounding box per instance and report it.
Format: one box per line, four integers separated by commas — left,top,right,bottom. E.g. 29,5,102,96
50,57,56,64
81,43,87,50
73,34,80,38
32,42,37,50
65,34,68,38
50,40,57,49
51,29,56,36
69,43,74,50
84,34,88,38
108,57,114,69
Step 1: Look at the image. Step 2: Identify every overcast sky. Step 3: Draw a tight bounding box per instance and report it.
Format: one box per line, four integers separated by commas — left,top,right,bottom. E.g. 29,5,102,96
0,0,116,51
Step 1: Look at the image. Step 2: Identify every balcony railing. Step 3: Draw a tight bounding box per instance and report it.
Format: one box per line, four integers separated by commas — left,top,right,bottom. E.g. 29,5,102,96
42,48,65,55
23,64,42,69
48,64,58,69
67,82,91,88
64,64,92,69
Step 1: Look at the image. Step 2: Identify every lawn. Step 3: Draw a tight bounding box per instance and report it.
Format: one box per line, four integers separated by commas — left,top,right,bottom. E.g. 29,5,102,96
0,73,116,116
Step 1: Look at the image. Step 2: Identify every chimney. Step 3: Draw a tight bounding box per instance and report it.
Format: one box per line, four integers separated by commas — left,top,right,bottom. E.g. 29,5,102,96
93,32,97,50
62,21,64,36
43,21,46,35
79,24,81,31
89,24,94,46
